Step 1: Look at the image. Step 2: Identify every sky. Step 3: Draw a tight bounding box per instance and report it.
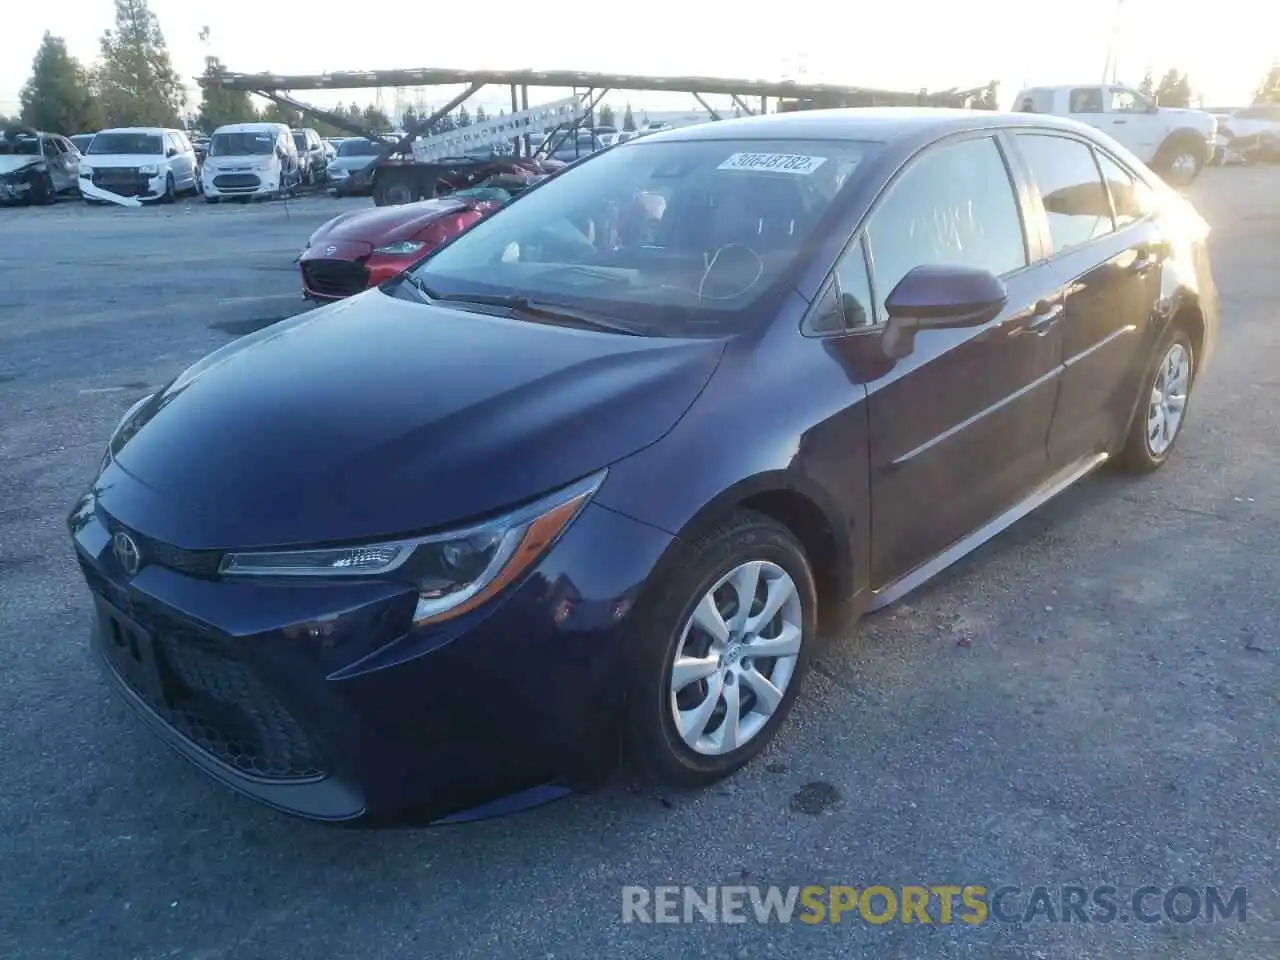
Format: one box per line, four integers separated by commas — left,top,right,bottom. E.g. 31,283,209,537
1,0,1276,119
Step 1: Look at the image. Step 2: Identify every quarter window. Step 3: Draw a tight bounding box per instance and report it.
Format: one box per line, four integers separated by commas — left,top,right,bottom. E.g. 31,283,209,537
865,136,1026,313
807,238,876,334
1015,134,1115,253
1095,152,1156,227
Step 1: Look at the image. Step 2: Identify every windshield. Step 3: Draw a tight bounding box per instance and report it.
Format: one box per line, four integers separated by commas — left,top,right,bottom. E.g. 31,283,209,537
337,138,381,157
292,133,308,150
0,137,40,156
209,132,275,157
88,132,162,155
409,137,873,336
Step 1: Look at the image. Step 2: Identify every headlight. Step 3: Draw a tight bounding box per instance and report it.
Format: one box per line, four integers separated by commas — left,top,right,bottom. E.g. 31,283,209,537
139,164,159,176
219,470,606,626
373,241,426,255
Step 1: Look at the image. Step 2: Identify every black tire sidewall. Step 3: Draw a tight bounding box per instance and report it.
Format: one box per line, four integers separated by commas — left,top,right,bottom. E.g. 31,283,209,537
1121,324,1196,471
627,513,817,786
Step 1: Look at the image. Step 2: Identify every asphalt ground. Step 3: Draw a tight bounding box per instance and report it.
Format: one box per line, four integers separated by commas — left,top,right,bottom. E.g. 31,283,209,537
0,171,1277,960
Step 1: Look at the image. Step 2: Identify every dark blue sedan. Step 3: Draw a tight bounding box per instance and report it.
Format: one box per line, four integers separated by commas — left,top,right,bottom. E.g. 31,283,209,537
71,108,1218,823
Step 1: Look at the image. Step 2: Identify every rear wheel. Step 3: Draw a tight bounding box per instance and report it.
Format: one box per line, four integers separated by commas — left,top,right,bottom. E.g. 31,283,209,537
626,511,816,788
1117,325,1195,473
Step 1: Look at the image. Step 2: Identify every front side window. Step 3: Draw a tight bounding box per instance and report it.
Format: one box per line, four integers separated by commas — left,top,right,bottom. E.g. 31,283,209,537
409,137,876,336
1015,134,1114,253
1109,88,1148,113
89,133,163,155
865,136,1026,313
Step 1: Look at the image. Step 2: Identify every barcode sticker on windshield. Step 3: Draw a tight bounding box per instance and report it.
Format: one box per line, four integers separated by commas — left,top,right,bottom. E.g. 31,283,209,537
718,152,828,175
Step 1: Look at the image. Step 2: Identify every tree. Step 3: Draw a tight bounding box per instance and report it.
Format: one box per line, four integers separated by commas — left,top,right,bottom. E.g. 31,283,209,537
622,103,636,131
361,105,391,132
1138,70,1155,99
456,105,471,127
598,104,615,128
96,0,185,127
401,105,419,129
474,104,488,123
194,28,254,133
260,101,301,127
1255,61,1280,105
18,32,102,134
1155,69,1192,108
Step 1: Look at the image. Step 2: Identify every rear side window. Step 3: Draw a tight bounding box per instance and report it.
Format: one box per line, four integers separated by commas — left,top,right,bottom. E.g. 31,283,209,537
1095,152,1156,228
1015,134,1114,253
865,136,1027,312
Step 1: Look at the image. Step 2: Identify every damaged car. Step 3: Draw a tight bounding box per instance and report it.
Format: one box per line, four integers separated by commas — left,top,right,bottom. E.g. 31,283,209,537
0,126,81,205
299,192,506,300
80,127,200,204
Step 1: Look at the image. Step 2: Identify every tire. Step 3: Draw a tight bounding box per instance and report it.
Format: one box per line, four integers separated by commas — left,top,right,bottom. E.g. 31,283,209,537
1116,325,1196,473
162,173,175,203
1156,139,1203,186
625,510,817,789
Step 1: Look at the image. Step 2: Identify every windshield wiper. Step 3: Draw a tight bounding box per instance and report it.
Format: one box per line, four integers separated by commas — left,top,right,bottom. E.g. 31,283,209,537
403,279,646,336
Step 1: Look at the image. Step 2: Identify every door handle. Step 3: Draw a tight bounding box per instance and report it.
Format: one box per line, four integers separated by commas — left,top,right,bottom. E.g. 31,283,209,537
1113,119,1128,125
1023,300,1064,335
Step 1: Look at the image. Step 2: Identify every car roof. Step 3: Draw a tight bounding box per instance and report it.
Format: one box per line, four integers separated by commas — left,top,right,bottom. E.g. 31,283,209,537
213,122,288,133
97,127,172,135
641,107,1102,146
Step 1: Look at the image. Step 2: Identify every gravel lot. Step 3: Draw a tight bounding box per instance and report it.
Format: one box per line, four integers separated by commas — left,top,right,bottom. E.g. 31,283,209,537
1,172,1277,960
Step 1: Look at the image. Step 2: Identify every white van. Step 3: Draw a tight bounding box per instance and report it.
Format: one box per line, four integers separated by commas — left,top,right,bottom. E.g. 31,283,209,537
201,122,301,201
78,127,198,202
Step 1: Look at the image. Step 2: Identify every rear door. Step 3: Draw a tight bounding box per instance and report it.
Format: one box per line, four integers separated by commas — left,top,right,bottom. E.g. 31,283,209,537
862,133,1065,588
1010,132,1161,465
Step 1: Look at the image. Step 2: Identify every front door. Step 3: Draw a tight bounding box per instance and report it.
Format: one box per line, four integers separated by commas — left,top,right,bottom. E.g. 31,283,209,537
1010,133,1162,464
862,134,1064,588
1103,86,1160,162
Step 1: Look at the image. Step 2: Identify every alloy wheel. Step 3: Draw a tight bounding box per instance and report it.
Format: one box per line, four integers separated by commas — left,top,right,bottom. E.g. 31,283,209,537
669,560,804,756
1170,152,1199,184
1147,341,1191,456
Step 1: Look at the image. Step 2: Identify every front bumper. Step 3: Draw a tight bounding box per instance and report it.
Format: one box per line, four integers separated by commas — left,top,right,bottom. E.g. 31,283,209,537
69,475,673,822
203,170,280,198
82,170,166,200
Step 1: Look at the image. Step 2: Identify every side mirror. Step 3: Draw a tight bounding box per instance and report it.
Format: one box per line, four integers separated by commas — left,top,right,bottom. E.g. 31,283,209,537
166,147,178,158
880,265,1008,360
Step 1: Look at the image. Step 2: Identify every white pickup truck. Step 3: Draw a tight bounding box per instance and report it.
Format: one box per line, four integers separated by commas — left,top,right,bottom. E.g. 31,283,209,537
1013,84,1217,185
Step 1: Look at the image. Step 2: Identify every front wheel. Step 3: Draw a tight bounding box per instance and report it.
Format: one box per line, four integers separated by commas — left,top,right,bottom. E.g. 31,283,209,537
1117,326,1195,473
1160,148,1202,186
33,172,56,205
626,511,817,789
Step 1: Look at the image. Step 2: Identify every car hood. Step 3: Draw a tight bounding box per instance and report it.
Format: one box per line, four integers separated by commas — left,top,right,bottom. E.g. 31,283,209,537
329,156,376,173
0,156,40,176
1161,107,1216,131
82,154,163,168
308,198,474,247
104,291,724,549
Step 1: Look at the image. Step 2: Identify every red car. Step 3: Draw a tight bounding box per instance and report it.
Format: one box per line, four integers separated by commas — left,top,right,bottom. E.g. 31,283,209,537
299,196,502,301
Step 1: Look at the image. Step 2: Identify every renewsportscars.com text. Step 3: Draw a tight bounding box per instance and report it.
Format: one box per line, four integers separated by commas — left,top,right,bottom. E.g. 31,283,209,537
621,884,1248,925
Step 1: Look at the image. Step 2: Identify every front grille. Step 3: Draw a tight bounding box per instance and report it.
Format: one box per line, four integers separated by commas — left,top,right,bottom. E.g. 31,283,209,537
91,168,150,197
84,561,328,782
302,259,370,299
213,173,261,191
103,514,223,578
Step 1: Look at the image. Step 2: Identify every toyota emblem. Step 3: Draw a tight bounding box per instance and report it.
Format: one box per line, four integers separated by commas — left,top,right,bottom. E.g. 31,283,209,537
112,530,142,577
324,245,337,256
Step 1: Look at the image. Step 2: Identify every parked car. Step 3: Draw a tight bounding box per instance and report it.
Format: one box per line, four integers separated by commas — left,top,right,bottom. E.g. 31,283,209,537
326,137,385,196
201,122,301,202
69,133,96,154
1207,104,1280,164
291,127,328,185
1013,84,1217,184
298,194,503,301
0,126,80,205
549,132,603,162
79,127,199,203
71,109,1217,824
